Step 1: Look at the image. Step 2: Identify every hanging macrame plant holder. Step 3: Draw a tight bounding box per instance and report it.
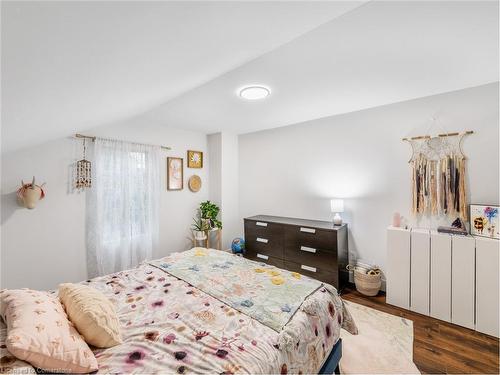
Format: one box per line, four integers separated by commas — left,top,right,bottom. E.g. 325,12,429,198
75,138,92,189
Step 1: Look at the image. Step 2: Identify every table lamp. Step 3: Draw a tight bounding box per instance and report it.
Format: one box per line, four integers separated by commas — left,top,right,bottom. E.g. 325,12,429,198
331,199,344,226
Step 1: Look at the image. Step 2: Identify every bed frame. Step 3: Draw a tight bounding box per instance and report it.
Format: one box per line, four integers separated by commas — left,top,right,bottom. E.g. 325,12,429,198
319,338,342,374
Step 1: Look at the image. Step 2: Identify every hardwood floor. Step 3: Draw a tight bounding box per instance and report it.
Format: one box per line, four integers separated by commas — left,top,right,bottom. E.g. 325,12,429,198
341,287,499,374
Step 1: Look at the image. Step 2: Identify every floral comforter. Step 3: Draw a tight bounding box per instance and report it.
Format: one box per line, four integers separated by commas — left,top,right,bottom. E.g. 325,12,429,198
1,250,357,374
149,248,323,332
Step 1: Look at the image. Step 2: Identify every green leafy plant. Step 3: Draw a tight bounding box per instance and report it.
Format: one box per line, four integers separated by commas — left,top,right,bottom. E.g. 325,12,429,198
191,217,210,232
199,200,222,229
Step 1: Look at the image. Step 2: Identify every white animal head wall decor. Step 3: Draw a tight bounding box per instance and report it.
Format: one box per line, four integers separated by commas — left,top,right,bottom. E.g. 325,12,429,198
17,176,46,209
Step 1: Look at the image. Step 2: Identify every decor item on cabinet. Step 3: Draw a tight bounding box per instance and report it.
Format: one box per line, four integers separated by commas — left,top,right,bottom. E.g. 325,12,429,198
243,215,348,290
231,237,245,255
403,129,473,220
331,199,344,226
347,263,382,296
470,204,499,239
17,177,45,209
437,217,468,236
187,150,203,168
188,175,202,192
199,200,222,229
392,212,401,227
166,157,183,190
192,217,209,241
75,137,92,189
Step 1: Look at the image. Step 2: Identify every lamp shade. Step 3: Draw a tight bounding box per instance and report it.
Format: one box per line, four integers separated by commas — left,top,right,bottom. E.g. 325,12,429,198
330,199,344,213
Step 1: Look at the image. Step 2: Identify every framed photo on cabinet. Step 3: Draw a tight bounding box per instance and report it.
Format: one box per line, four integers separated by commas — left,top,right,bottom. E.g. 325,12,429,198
470,204,499,240
187,150,203,168
167,157,183,190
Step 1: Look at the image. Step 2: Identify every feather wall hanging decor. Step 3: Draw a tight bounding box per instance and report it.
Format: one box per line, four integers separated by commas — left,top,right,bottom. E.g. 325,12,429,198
403,130,473,221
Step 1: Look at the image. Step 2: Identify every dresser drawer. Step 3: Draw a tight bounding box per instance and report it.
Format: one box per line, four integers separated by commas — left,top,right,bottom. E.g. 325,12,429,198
284,244,337,270
244,219,284,238
284,226,337,252
284,260,339,287
245,234,284,259
246,253,285,269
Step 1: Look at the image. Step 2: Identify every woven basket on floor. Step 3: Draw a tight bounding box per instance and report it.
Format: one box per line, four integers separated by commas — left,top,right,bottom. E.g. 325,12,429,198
353,269,382,296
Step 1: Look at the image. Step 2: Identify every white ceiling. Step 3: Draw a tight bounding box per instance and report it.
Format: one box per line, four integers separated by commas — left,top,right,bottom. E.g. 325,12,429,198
1,1,364,152
132,0,499,135
2,1,498,152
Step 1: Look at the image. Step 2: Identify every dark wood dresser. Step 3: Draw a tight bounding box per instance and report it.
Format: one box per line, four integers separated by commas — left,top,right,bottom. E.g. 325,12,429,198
243,215,348,290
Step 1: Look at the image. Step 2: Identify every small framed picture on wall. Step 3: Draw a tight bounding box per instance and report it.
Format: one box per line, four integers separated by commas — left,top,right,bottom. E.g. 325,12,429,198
187,150,203,168
167,157,183,190
470,204,499,240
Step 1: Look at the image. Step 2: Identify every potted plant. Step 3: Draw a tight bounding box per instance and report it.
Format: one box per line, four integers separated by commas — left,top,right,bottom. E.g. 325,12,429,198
199,200,222,230
192,217,209,240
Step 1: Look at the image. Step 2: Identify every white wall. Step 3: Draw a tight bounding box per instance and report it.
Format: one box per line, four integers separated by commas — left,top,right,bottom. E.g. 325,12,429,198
239,83,499,277
1,122,209,290
1,139,88,290
208,134,222,206
208,132,240,249
220,133,239,249
2,83,497,290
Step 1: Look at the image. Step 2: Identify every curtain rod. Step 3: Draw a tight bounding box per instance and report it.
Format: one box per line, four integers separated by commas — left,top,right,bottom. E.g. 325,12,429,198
402,130,474,142
75,133,172,150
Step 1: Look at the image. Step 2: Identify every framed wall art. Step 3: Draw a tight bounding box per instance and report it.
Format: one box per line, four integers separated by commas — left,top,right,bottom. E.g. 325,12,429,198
167,157,183,190
187,150,203,168
470,204,499,240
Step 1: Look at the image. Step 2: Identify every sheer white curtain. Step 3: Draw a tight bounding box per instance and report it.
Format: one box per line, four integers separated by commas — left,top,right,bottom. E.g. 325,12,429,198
87,139,161,276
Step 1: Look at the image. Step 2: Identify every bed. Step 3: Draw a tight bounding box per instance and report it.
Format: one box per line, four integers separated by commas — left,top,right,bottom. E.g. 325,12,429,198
1,248,356,374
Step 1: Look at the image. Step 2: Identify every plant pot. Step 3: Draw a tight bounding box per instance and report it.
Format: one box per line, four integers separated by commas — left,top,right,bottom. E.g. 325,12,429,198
201,218,212,230
194,230,207,241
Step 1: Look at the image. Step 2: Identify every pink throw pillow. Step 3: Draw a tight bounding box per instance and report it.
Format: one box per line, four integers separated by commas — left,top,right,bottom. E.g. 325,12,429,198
0,289,98,373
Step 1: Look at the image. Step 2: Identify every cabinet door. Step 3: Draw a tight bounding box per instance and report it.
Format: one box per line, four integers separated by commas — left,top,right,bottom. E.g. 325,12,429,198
451,236,475,329
410,229,430,315
430,231,451,322
476,237,499,337
386,227,411,309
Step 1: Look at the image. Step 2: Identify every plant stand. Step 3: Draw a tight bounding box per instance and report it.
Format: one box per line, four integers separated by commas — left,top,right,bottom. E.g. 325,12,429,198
192,228,222,250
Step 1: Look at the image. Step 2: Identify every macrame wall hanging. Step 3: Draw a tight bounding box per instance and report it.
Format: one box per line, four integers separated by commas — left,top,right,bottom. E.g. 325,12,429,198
403,129,473,221
75,138,92,189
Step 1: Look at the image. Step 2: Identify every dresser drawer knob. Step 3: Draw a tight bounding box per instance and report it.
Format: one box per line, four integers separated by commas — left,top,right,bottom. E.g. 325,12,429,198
300,227,316,234
256,237,268,244
257,253,269,260
256,222,268,227
300,246,317,253
301,264,317,273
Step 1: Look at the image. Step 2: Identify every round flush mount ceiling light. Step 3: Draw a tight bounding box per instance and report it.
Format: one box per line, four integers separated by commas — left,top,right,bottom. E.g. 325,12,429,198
238,85,271,100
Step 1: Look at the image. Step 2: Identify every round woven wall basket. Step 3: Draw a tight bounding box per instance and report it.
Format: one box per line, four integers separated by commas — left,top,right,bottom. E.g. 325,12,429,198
350,267,382,296
188,175,202,192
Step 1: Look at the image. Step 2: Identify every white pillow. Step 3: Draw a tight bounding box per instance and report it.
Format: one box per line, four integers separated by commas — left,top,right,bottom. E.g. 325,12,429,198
58,283,122,348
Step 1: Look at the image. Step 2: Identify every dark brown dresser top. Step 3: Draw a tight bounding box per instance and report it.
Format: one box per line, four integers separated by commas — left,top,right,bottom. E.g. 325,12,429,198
245,215,347,231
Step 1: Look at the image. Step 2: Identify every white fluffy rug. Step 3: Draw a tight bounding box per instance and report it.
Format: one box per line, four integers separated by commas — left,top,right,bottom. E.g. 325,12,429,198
340,301,420,374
